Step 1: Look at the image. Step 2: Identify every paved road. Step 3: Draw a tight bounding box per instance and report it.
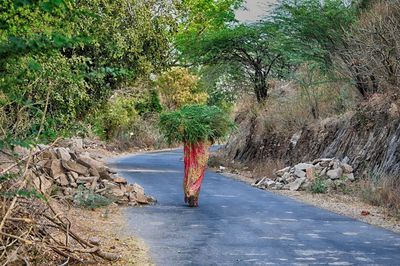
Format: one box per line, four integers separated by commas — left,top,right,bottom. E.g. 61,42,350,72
109,149,400,265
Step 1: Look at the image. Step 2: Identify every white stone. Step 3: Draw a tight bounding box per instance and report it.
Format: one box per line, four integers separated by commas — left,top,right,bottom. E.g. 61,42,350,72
289,178,306,191
294,168,306,179
345,173,355,181
294,163,314,171
327,168,343,180
275,167,290,177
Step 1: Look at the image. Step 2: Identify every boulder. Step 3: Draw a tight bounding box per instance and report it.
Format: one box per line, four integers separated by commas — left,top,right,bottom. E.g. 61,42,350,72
345,173,355,182
272,182,284,190
132,183,145,195
48,160,64,179
294,168,306,179
113,177,127,184
341,163,353,174
275,167,290,177
89,167,100,177
262,178,275,188
31,173,53,194
59,174,70,187
109,188,125,198
55,147,71,161
294,163,313,171
77,155,105,171
62,160,89,176
289,177,306,191
327,168,343,180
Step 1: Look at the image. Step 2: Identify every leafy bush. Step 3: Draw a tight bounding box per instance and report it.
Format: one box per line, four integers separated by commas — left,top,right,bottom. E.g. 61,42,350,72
159,104,235,144
73,186,113,209
100,96,139,139
157,68,208,110
310,177,327,194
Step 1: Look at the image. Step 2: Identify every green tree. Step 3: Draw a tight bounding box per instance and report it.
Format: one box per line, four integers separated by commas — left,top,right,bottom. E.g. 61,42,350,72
273,0,357,69
177,23,287,102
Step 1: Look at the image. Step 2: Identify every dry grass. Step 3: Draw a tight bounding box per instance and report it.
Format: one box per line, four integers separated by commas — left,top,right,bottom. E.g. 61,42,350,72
359,175,400,218
234,74,356,136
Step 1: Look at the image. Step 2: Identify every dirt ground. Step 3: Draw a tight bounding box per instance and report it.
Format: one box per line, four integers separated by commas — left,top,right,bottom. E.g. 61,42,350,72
65,204,153,266
219,171,400,234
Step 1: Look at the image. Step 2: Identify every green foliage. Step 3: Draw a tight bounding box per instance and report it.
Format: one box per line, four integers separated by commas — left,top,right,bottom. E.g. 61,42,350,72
274,0,357,69
0,173,18,183
310,177,327,194
2,188,47,201
0,0,177,143
73,186,113,209
159,104,234,144
135,90,163,115
100,95,139,139
177,0,243,36
177,23,288,101
157,67,208,110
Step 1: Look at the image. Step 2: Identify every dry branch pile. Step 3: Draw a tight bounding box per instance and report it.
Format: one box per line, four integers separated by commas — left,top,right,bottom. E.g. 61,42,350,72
0,139,153,264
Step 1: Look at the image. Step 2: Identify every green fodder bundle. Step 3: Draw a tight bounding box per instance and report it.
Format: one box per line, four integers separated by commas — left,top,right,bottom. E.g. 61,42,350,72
159,104,235,144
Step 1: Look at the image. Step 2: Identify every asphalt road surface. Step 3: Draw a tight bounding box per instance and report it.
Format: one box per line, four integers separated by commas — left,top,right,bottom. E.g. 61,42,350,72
108,149,400,265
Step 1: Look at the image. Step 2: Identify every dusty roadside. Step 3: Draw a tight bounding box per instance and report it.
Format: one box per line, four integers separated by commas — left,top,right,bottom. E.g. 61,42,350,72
65,203,153,266
217,170,400,234
0,138,154,265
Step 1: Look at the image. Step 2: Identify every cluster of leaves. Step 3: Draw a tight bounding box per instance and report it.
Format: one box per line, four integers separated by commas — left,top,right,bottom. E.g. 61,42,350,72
73,186,113,209
157,67,208,110
159,104,234,144
310,177,328,194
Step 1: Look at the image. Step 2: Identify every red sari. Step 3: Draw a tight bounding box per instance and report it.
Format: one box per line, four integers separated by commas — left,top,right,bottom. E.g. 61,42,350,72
183,141,211,207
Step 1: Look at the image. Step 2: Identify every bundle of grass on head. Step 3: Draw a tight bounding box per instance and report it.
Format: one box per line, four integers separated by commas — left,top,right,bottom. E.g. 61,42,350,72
159,104,234,144
159,104,234,207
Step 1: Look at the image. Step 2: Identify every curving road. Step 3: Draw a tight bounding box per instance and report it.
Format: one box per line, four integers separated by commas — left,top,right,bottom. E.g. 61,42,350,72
108,149,400,265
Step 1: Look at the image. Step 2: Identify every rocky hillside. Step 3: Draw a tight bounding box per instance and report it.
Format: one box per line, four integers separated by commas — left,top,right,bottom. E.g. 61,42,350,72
224,94,400,179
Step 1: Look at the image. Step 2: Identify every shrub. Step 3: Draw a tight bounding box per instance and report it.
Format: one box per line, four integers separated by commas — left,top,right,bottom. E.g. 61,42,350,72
310,177,327,194
73,186,113,209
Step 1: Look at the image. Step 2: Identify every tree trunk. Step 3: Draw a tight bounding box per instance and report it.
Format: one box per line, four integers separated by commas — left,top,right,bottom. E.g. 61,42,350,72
254,68,268,102
183,141,211,207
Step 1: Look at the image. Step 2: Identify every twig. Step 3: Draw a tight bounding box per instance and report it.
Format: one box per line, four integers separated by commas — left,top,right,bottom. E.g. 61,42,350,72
0,231,33,245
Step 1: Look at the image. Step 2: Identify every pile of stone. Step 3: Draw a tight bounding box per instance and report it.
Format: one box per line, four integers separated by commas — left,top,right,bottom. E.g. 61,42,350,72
253,158,355,191
27,143,154,205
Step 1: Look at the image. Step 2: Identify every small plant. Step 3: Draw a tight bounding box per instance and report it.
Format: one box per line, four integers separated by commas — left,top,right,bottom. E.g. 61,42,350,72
310,177,327,194
73,186,113,209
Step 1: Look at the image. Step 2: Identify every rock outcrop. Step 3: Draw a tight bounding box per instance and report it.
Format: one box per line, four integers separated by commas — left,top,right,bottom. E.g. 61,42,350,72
224,102,400,178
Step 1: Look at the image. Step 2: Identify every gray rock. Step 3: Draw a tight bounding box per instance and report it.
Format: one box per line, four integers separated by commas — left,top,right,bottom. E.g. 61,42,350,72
275,167,290,177
345,173,355,181
55,147,71,161
327,168,343,180
341,156,350,164
289,177,306,191
329,159,341,169
294,163,314,171
262,178,275,188
272,182,284,190
341,163,353,174
320,167,328,177
294,168,306,179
